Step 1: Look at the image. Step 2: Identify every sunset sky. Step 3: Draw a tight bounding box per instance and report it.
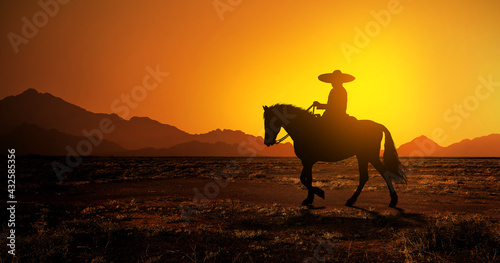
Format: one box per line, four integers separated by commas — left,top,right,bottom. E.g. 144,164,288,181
1,0,499,147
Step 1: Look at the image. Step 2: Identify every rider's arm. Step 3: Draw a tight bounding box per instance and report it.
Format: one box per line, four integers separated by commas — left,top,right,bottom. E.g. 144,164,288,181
313,101,327,109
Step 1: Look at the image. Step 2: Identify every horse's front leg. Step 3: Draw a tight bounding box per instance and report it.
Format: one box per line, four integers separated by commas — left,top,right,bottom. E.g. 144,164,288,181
300,162,323,206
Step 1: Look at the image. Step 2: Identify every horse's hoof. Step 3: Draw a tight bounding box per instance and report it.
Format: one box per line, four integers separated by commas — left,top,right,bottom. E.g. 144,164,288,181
313,187,325,199
389,192,398,207
301,199,313,206
345,198,356,207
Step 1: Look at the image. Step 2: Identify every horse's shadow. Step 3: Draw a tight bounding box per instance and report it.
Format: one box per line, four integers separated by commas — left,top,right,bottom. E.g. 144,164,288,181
349,205,403,216
348,206,425,225
238,205,426,240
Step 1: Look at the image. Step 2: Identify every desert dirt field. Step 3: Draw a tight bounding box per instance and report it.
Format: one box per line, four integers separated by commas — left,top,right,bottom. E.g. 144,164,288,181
3,157,500,262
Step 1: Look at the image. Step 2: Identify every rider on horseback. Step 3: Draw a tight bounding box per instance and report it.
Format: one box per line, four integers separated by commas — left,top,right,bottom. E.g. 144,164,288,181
263,69,406,208
313,69,355,122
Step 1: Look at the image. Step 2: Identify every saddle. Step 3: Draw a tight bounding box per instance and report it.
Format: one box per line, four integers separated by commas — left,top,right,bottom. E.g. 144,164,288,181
314,113,359,140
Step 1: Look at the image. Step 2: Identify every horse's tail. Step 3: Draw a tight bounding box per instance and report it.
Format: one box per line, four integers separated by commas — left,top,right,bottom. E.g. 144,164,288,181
381,125,407,184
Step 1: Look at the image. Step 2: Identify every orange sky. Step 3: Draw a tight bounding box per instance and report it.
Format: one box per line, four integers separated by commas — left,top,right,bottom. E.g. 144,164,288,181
1,0,499,147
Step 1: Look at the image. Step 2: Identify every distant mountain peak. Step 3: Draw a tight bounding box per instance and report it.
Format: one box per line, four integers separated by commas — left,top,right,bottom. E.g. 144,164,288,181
21,88,40,95
13,87,85,110
207,128,245,134
396,134,500,157
411,135,433,141
1,88,41,101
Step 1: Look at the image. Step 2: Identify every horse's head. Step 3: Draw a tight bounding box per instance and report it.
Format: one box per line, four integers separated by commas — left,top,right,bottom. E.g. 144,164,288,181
263,105,298,146
263,106,280,146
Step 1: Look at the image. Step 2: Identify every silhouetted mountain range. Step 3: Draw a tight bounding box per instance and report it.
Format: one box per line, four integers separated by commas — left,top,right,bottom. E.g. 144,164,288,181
396,134,500,157
0,89,293,156
0,123,125,156
1,89,499,157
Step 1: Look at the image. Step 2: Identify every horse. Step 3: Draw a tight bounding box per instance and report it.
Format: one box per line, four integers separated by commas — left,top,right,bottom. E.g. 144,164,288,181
263,104,406,207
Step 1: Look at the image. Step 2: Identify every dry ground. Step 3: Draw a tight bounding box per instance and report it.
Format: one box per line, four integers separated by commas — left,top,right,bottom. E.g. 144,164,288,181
5,175,500,262
2,157,500,262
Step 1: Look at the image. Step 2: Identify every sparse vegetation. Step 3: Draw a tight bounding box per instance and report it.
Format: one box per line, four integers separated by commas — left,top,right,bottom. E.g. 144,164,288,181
0,198,459,262
398,215,500,262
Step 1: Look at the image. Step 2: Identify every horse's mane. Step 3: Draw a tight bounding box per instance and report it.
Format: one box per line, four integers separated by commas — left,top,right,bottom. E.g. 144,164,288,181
265,104,315,121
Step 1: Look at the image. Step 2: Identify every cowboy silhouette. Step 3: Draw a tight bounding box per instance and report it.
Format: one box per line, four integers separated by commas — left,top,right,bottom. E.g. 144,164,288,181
313,69,355,121
263,69,407,208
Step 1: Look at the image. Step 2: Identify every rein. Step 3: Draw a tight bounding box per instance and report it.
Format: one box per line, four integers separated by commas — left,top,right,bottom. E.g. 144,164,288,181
274,103,316,144
275,133,290,144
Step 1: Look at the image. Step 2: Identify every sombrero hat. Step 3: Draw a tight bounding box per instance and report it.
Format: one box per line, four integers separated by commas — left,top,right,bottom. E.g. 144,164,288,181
318,70,355,83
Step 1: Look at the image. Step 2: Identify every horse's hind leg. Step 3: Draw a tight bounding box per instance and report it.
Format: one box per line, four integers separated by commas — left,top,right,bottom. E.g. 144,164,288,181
300,161,323,206
370,158,398,207
346,157,369,207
